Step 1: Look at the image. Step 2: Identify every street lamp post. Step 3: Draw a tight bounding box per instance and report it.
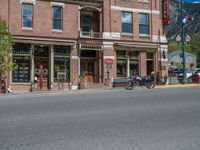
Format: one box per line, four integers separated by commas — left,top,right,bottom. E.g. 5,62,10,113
180,0,187,84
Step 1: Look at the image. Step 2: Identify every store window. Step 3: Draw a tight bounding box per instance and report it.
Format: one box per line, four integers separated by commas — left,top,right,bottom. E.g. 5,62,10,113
12,43,31,82
147,52,154,75
22,4,33,28
122,12,132,34
117,51,127,77
53,6,63,30
129,51,139,76
147,52,154,59
139,13,149,35
54,46,70,82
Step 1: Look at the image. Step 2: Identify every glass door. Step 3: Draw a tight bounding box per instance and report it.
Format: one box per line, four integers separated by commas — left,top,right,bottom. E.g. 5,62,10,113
34,46,49,90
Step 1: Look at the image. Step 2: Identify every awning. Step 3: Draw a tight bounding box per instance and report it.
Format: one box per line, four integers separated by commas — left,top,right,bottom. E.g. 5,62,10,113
80,44,103,51
13,36,76,46
114,42,159,51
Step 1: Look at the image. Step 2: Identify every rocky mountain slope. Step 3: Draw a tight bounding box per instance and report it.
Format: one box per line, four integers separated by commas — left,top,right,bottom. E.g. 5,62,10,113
166,0,200,40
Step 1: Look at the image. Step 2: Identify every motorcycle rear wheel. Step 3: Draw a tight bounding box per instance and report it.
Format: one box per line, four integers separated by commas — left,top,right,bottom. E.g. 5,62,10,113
145,81,155,89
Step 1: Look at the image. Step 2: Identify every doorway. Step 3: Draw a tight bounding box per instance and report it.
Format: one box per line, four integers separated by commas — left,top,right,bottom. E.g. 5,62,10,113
80,50,100,83
147,60,154,75
34,46,50,90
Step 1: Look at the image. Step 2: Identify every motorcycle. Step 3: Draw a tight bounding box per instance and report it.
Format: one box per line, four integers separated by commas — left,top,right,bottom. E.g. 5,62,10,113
125,74,155,90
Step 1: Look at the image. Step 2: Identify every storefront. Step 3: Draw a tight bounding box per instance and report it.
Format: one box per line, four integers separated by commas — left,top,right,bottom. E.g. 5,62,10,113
116,51,139,77
79,44,103,84
113,41,160,78
11,42,73,91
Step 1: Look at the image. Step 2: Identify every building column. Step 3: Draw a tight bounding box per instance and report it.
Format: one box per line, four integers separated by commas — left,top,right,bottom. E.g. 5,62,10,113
100,11,102,33
71,46,79,90
78,7,81,32
50,45,54,88
126,56,130,77
140,52,147,76
99,58,102,83
30,44,34,84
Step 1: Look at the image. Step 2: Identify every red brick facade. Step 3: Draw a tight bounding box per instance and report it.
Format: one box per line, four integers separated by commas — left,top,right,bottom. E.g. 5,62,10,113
0,0,168,91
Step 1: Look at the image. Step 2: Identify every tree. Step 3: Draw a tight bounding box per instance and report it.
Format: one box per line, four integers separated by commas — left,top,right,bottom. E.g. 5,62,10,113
0,18,16,76
190,35,200,67
168,41,180,53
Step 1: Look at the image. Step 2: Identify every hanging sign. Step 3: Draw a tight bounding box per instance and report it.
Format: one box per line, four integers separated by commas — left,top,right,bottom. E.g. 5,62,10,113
162,0,170,25
104,58,113,65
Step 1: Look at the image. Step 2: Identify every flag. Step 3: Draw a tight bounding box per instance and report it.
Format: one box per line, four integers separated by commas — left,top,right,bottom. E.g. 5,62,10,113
182,15,189,24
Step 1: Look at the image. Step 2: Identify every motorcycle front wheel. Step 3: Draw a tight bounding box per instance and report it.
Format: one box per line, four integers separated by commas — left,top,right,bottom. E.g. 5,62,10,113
145,81,155,89
125,80,134,90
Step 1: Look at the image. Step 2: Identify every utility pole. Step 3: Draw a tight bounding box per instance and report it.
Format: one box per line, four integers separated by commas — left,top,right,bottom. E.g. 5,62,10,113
181,0,187,84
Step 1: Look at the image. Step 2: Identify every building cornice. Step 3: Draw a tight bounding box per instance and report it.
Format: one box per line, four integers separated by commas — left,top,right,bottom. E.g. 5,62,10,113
111,6,160,14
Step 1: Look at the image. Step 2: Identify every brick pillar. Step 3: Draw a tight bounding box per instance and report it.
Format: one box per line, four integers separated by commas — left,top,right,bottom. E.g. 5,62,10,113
140,52,147,76
103,49,116,85
71,47,79,90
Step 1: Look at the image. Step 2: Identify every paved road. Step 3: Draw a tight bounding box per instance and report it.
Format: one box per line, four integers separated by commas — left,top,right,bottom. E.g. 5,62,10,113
0,87,200,150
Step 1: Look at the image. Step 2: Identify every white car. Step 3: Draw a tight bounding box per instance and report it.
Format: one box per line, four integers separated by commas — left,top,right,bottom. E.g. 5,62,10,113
178,68,200,83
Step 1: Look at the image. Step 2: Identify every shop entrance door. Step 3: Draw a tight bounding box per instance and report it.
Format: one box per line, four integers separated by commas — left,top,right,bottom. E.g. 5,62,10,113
81,59,99,83
147,60,154,75
34,46,50,90
130,60,139,76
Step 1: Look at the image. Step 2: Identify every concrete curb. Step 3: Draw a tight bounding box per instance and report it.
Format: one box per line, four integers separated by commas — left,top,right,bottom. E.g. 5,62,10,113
155,84,200,89
1,84,200,98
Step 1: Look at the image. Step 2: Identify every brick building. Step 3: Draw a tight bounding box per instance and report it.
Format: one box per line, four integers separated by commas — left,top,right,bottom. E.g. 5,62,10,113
0,0,168,91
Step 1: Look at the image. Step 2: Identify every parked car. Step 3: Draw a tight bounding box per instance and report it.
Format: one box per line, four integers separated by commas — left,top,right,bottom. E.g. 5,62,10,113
170,68,184,76
178,68,200,83
191,69,200,83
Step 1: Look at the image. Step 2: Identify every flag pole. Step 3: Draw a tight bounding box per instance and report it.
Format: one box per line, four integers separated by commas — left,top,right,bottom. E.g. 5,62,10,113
181,0,187,84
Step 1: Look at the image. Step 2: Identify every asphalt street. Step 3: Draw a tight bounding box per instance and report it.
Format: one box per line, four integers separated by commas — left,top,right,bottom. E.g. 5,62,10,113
0,86,200,150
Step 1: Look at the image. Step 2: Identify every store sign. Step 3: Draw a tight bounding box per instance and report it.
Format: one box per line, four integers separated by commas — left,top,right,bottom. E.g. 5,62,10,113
162,0,170,25
104,58,113,64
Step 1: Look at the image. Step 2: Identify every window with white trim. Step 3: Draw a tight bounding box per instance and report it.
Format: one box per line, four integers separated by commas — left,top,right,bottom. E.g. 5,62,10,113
121,12,132,34
22,4,33,28
53,6,63,30
139,13,149,35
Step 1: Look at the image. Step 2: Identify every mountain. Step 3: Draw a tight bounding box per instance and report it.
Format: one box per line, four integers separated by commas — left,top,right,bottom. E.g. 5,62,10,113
166,0,200,40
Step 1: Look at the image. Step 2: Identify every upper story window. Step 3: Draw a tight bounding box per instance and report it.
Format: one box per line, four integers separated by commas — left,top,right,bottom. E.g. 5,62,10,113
22,4,33,28
53,6,63,30
121,12,132,34
139,13,149,35
82,16,90,32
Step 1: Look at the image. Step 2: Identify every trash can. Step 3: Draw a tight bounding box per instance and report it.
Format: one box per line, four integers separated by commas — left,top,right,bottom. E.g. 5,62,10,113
0,77,6,94
58,81,64,90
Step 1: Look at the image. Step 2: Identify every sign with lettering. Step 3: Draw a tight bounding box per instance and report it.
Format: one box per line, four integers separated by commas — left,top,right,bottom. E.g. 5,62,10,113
162,0,170,25
104,58,113,65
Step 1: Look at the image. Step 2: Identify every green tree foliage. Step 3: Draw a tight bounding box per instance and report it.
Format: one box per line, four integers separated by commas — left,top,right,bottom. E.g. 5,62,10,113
168,41,180,52
0,18,16,76
168,35,200,67
190,35,200,67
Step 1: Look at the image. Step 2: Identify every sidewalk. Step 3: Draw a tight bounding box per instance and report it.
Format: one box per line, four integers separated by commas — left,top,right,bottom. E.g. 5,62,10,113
1,83,199,98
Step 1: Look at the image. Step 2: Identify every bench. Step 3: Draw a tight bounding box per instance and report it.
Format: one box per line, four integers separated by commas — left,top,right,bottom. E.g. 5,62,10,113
112,77,130,87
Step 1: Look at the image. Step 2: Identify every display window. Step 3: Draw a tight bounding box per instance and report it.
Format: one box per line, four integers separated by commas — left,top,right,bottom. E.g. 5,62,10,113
54,46,70,82
117,51,127,77
12,56,30,82
12,43,31,83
